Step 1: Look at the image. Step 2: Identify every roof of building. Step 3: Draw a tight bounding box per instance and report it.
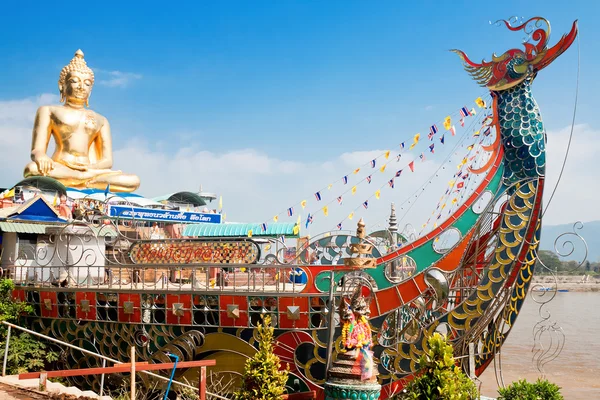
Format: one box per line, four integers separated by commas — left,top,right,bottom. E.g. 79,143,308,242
183,222,298,238
2,196,65,223
0,221,57,234
153,192,208,207
12,177,68,195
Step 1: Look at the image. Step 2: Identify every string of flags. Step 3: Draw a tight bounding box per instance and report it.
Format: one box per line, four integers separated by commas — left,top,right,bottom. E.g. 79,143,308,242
259,95,491,233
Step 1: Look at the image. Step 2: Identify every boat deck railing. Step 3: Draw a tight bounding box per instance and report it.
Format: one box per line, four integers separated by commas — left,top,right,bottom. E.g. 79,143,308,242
4,262,312,295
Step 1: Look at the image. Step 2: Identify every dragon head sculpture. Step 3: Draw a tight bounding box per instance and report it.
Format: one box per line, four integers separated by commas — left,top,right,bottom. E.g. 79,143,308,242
452,17,578,91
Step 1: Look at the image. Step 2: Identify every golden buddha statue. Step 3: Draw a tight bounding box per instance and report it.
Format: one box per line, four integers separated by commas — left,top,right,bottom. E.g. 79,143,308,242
23,50,140,192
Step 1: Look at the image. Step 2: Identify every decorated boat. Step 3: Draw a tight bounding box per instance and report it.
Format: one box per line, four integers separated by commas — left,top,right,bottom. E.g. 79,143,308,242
0,16,578,399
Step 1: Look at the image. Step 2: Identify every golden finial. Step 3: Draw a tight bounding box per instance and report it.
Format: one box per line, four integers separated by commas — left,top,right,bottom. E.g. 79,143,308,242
356,218,366,240
58,49,95,99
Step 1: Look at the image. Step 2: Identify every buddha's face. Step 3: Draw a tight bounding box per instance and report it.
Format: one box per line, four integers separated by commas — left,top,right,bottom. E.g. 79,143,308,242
62,71,93,104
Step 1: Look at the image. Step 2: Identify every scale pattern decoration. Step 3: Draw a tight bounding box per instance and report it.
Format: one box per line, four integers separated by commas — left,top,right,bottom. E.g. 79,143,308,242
10,16,578,400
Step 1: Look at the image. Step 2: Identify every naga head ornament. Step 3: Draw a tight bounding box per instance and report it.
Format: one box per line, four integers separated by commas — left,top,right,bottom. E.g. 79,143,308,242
452,17,578,91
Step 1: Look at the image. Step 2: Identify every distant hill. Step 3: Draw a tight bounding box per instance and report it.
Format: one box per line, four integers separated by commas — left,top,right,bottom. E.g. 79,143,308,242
540,220,600,263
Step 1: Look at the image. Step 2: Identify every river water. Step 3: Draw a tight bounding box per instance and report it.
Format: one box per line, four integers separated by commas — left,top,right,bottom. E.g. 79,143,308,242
478,292,600,399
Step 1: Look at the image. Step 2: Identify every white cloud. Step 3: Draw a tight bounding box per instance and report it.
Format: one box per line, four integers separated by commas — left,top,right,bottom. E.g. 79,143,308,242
95,70,142,88
0,94,598,237
424,105,434,111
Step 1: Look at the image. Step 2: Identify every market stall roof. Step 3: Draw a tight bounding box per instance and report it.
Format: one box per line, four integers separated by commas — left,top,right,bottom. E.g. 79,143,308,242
183,222,298,238
153,192,207,207
0,221,56,234
4,196,65,223
12,177,67,195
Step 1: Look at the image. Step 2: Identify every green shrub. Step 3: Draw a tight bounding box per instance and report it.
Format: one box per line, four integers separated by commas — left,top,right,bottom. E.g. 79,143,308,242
0,278,58,374
234,314,289,400
498,378,563,400
399,332,478,400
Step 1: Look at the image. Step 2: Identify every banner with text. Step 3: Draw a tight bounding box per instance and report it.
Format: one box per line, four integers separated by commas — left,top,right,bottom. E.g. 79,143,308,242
107,205,222,224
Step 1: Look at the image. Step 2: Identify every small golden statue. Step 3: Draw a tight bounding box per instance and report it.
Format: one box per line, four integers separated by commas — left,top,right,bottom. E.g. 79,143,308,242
23,50,140,192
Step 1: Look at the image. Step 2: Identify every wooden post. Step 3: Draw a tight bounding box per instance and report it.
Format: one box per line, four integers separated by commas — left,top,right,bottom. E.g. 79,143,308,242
130,346,136,400
199,366,206,400
39,371,47,391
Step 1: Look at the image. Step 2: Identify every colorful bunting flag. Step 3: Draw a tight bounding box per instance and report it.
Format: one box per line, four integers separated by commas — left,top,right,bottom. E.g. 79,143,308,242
452,198,458,204
248,229,253,237
287,207,294,217
396,154,401,162
370,159,376,168
470,108,477,116
459,118,465,127
467,144,474,151
362,201,369,209
366,175,372,184
419,153,425,161
305,214,313,228
443,116,452,130
261,223,268,232
475,97,486,108
384,150,390,159
388,179,395,188
450,125,456,136
353,168,360,174
323,206,329,216
457,181,465,189
328,184,333,190
483,127,491,136
473,130,480,137
429,143,435,153
428,132,434,141
337,223,343,230
460,107,471,118
395,170,402,177
380,164,386,173
337,196,343,205
301,200,307,209
219,196,223,210
375,190,381,199
348,212,354,220
352,186,357,195
297,214,301,225
315,192,322,201
440,134,445,144
409,161,415,172
293,224,299,235
400,142,405,150
273,215,279,222
342,176,348,184
430,125,438,135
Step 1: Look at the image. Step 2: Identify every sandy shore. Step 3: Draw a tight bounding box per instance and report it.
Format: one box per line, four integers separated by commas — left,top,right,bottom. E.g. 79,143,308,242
530,275,600,292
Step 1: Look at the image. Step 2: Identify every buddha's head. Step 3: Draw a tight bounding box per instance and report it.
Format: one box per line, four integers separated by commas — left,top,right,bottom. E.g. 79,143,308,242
59,50,95,107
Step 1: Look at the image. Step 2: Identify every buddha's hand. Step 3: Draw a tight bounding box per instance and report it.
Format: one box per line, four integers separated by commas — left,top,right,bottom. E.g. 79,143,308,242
34,155,55,175
62,161,88,172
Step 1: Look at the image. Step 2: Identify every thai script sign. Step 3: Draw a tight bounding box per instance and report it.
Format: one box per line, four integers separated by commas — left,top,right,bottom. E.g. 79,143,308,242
107,205,221,224
129,239,260,264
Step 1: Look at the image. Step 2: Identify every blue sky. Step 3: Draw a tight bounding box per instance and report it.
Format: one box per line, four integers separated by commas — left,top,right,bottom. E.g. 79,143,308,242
0,1,598,231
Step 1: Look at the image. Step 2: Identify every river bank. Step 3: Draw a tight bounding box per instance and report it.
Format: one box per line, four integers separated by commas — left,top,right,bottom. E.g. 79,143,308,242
530,274,600,292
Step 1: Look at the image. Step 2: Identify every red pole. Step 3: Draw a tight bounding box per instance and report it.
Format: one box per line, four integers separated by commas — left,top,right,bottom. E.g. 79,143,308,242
199,366,206,400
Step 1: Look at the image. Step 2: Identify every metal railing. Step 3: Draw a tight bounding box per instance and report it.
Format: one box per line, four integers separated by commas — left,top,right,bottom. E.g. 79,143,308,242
1,321,228,400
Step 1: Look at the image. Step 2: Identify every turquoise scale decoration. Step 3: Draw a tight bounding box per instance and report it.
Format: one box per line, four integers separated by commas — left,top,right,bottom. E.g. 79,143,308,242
496,78,546,183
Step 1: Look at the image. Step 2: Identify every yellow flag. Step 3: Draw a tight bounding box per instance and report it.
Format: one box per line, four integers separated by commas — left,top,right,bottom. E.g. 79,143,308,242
375,190,381,199
323,206,329,216
475,97,486,108
297,214,301,225
301,200,307,209
273,215,279,222
449,180,456,187
352,186,357,195
348,212,354,220
293,225,299,235
441,204,446,209
353,168,360,174
434,223,438,228
247,230,253,238
384,150,390,159
327,184,333,190
52,193,58,207
223,213,227,222
380,164,386,173
452,198,458,204
467,144,474,151
265,244,271,251
219,196,223,210
324,232,331,237
443,116,452,130
3,188,15,198
413,133,420,142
